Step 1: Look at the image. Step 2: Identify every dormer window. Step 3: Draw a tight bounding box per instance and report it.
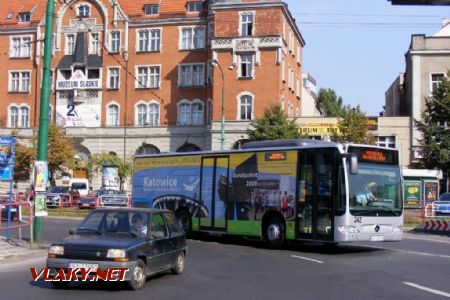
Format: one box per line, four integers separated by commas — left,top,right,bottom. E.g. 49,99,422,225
77,4,90,18
18,12,31,22
187,2,203,12
144,4,159,15
6,12,13,20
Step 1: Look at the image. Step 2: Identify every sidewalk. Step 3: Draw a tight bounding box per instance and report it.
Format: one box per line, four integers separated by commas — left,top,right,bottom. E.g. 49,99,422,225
0,237,47,264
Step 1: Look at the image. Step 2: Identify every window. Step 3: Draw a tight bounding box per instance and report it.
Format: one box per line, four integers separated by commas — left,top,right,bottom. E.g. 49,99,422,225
180,27,205,50
430,73,445,94
107,104,119,127
109,31,120,53
108,67,120,89
19,107,29,128
207,100,212,125
178,102,191,125
144,4,159,15
9,106,18,128
151,214,168,239
240,13,254,36
18,12,31,22
239,95,253,120
136,66,160,88
9,71,30,92
66,34,75,55
77,4,90,17
179,64,205,87
138,29,160,52
135,102,160,126
192,102,204,125
239,54,254,78
137,104,147,126
10,36,31,58
377,136,396,149
187,2,203,12
149,103,159,126
89,32,100,55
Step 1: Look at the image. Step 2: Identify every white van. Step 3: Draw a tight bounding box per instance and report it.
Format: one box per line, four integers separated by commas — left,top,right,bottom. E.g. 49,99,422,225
69,178,89,196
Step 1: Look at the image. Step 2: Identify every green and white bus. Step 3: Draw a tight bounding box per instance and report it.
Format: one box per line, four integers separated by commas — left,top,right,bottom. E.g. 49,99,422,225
132,139,403,248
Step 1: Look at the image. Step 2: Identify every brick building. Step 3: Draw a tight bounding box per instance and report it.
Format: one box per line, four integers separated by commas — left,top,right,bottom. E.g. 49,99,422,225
0,0,304,163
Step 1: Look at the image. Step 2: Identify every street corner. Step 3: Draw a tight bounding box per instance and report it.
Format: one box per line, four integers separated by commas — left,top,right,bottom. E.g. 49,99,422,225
0,237,47,264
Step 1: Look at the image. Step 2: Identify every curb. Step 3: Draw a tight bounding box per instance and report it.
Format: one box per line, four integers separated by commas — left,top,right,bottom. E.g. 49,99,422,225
0,249,47,264
44,215,85,221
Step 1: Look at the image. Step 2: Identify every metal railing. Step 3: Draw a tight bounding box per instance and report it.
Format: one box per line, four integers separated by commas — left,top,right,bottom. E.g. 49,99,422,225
0,201,33,248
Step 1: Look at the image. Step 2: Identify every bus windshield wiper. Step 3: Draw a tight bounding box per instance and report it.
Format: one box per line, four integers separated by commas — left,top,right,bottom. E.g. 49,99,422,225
77,228,102,235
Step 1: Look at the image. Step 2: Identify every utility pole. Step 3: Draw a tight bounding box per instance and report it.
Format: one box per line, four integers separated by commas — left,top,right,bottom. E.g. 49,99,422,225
34,0,55,243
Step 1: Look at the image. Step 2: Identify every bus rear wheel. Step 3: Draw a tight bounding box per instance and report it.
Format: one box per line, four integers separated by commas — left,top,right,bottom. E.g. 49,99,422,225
176,210,192,236
265,217,285,249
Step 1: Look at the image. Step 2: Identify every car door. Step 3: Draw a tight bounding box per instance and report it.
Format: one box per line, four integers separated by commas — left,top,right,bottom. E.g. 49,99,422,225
148,213,171,271
163,212,184,265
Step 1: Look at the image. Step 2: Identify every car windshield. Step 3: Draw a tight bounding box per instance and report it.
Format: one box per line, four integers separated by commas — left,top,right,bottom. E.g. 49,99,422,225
348,163,402,216
440,193,450,201
48,186,69,193
78,211,149,238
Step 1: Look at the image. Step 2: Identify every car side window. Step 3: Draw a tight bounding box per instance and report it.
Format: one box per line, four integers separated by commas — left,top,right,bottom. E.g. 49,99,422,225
164,213,182,236
151,213,168,239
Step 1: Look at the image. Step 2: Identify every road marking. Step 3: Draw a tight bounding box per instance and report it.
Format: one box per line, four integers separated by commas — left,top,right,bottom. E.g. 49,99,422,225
403,234,450,245
361,244,450,259
291,255,324,264
403,282,450,298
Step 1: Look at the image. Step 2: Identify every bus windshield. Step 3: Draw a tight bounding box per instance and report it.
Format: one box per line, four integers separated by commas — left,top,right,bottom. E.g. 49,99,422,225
348,163,402,216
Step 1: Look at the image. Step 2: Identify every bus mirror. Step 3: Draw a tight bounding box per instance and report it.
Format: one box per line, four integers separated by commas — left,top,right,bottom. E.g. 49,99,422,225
349,153,358,174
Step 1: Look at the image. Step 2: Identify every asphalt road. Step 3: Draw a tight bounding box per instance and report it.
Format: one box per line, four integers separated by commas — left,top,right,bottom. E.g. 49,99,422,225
1,218,450,300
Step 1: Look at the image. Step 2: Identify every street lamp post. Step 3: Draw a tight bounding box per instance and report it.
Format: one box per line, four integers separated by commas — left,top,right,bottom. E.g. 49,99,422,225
212,59,225,150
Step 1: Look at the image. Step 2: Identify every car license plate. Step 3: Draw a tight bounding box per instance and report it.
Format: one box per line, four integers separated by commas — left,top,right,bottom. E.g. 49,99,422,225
82,203,89,207
370,236,384,241
68,262,98,271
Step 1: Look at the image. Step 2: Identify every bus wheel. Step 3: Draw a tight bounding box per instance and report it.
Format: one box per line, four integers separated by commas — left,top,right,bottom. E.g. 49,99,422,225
265,217,285,249
176,210,192,236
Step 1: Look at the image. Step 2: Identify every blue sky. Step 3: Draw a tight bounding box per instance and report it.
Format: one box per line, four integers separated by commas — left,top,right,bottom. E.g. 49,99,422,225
285,0,448,116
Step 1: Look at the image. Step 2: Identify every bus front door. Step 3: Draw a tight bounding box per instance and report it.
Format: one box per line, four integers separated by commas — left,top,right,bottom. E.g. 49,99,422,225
199,157,229,231
297,150,334,242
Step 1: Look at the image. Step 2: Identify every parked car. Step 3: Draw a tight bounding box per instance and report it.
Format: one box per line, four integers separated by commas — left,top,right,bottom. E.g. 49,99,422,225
78,189,129,209
434,197,450,215
0,193,17,220
439,193,450,201
46,186,80,208
46,208,186,290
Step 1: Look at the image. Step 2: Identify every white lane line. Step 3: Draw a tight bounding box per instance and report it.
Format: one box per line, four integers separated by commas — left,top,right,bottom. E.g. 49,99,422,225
403,282,450,298
291,255,324,264
361,244,450,259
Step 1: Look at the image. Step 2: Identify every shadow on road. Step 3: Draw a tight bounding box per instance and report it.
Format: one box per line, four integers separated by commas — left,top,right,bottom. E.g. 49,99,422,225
189,234,387,255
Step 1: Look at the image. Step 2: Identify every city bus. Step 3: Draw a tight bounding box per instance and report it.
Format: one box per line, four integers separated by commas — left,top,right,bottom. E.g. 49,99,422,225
132,139,403,248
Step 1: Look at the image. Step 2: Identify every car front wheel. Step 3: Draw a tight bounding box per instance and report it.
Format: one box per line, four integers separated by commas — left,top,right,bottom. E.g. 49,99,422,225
127,259,147,290
171,251,185,275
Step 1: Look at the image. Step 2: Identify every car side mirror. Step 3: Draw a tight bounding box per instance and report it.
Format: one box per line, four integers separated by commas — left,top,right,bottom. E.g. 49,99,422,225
69,228,76,235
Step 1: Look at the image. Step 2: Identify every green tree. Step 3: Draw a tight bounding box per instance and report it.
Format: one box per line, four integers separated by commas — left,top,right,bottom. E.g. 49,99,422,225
86,153,132,191
247,104,302,141
13,124,77,181
415,74,450,184
317,88,345,116
333,105,376,144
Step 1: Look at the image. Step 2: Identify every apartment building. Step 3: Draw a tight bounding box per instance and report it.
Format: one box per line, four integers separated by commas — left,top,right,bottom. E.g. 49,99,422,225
0,0,304,161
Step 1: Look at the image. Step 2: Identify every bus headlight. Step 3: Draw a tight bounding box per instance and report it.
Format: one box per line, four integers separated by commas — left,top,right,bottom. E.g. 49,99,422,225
393,226,402,233
338,226,359,233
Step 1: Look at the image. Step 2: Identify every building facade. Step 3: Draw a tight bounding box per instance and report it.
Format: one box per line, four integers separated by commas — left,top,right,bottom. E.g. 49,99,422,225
385,19,450,164
0,0,304,162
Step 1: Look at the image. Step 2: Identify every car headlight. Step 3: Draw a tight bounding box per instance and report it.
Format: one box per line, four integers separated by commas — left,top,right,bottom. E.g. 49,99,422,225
48,246,64,255
107,249,126,258
338,226,359,233
393,226,402,233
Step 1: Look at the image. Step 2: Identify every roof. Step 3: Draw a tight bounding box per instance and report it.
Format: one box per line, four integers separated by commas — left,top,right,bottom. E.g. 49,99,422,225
0,1,46,28
93,207,172,214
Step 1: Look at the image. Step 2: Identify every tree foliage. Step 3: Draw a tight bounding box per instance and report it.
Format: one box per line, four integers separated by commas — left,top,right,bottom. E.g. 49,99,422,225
333,106,376,144
13,124,78,180
317,88,345,116
414,74,450,180
247,104,302,141
86,153,132,191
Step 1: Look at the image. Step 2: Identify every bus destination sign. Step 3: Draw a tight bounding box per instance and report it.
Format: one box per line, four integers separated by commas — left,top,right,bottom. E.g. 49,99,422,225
349,147,398,165
265,152,287,161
